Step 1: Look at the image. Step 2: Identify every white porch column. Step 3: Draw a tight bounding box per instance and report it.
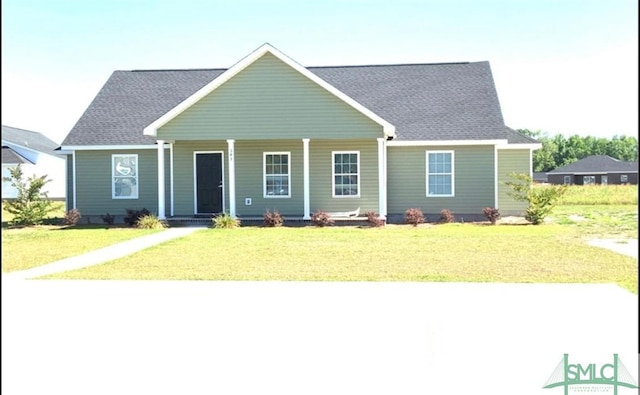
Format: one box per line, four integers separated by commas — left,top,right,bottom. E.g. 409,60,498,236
377,138,387,219
226,139,236,217
157,140,166,220
302,138,310,219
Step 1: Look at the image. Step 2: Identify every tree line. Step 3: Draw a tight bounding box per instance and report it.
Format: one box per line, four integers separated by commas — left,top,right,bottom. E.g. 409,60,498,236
517,129,638,172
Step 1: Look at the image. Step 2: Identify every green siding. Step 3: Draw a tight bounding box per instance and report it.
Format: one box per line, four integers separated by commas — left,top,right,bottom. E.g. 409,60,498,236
387,145,495,216
497,149,530,214
234,140,304,216
309,140,379,214
170,139,380,217
74,150,169,217
157,53,383,141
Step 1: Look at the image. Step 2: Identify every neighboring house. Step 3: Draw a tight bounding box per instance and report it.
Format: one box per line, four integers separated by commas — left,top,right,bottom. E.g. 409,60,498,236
59,43,540,223
532,172,548,183
2,125,66,200
546,155,638,185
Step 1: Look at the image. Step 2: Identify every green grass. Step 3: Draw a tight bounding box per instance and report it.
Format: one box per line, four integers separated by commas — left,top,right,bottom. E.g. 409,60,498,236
1,225,162,272
3,190,638,294
41,221,638,294
556,184,638,205
546,205,638,238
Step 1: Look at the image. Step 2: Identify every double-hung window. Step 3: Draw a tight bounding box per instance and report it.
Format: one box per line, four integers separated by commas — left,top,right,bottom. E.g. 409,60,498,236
333,151,359,197
621,174,628,183
264,152,290,198
426,151,454,196
583,175,595,185
112,154,138,199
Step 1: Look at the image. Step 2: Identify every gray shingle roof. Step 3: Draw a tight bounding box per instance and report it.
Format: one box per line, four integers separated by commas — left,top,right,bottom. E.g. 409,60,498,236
548,155,638,174
2,125,61,154
62,60,507,146
2,146,33,164
505,127,540,144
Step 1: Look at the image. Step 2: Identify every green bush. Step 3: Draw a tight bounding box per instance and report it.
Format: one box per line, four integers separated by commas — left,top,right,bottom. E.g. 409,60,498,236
404,208,424,226
506,173,567,225
311,210,334,227
2,164,55,226
213,212,240,229
136,214,167,229
263,209,284,227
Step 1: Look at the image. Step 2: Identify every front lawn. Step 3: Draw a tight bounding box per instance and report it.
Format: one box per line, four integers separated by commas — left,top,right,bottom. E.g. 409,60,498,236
1,226,162,272
41,223,638,294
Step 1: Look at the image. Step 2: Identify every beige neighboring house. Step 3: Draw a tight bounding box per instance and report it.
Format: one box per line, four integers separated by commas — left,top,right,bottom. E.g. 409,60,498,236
2,125,66,200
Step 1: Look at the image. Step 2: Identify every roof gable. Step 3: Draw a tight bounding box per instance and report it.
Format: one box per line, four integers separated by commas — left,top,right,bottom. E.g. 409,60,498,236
143,43,396,139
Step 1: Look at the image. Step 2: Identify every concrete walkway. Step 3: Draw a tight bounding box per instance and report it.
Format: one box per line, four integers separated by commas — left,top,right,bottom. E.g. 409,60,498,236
4,227,204,280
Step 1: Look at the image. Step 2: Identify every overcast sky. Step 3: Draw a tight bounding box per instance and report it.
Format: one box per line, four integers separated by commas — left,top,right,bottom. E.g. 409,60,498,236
2,0,638,144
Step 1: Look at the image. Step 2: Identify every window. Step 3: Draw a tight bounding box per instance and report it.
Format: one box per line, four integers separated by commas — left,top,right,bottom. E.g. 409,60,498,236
112,154,138,199
621,174,628,183
333,152,359,197
583,175,595,185
264,152,290,197
601,175,608,185
563,175,571,185
426,151,454,196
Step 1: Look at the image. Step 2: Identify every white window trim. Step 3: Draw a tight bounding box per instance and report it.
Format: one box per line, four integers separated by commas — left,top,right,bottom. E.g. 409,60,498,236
332,151,360,198
621,174,628,182
583,175,595,185
263,152,291,198
112,154,139,199
426,150,455,197
563,175,571,184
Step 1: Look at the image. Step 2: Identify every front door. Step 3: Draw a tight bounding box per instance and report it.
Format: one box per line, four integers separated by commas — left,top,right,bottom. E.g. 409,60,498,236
195,153,223,214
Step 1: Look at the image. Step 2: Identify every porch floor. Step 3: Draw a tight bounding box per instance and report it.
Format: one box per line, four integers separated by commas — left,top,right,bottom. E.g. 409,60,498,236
166,216,375,227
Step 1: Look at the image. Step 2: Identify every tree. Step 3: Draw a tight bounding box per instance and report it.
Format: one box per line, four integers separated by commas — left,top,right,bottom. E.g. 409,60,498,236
2,164,55,226
505,173,567,225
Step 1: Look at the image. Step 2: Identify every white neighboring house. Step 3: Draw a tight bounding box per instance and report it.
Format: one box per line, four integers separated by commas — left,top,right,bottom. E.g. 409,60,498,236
2,125,66,200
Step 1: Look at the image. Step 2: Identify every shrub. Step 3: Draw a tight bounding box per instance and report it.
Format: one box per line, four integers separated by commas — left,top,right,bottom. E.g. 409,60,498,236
364,211,384,227
404,208,424,226
439,209,455,223
62,209,82,226
311,210,334,227
136,214,167,229
263,209,284,227
124,208,151,227
2,164,55,226
506,173,567,225
212,212,240,229
101,213,116,225
482,207,500,225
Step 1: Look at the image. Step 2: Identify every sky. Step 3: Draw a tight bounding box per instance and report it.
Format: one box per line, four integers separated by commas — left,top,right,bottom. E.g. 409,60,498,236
2,0,638,144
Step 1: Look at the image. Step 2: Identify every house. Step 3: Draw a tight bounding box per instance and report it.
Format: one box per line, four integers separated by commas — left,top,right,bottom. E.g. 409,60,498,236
532,172,549,183
59,43,540,224
546,155,638,185
2,125,66,200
